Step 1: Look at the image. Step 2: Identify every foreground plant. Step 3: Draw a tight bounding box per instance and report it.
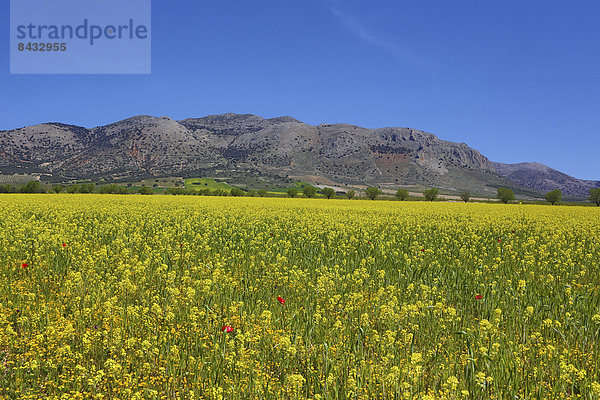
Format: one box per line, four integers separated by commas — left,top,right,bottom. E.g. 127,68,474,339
0,195,598,399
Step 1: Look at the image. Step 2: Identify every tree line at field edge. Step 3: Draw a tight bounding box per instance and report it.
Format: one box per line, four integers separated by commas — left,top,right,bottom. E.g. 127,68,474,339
1,180,599,206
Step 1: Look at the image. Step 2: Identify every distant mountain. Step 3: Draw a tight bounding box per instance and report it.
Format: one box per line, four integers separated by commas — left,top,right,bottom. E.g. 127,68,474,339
492,162,599,198
0,114,596,198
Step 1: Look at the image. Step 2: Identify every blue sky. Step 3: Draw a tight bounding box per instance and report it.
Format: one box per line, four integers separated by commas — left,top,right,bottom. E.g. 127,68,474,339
1,0,599,179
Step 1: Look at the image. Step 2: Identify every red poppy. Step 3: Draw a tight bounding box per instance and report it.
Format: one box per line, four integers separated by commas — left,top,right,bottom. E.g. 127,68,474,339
270,233,273,236
421,249,425,252
62,243,66,248
221,325,233,333
179,244,183,247
277,296,286,305
21,263,28,268
497,239,501,242
475,294,483,300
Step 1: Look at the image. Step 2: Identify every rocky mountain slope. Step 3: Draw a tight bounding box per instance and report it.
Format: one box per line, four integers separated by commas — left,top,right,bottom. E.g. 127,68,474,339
492,162,599,198
0,113,596,198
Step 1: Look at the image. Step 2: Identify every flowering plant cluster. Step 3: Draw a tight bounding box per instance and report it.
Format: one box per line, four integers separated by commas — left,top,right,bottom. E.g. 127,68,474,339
0,195,598,399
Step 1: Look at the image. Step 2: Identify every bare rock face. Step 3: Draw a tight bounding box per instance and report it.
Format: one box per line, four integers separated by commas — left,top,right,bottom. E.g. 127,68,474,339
0,113,596,197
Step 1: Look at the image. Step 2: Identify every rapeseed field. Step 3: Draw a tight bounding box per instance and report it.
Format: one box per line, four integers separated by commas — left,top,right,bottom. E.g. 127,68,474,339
0,195,598,399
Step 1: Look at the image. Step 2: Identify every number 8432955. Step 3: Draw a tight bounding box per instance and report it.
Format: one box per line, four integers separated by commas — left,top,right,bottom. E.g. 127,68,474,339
18,43,67,51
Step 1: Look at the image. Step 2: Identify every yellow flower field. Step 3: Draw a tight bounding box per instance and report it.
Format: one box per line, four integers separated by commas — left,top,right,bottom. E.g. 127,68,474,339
0,195,599,399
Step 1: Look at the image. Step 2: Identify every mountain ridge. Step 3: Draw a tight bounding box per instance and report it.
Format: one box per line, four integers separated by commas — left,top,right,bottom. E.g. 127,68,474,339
492,161,599,198
1,114,597,198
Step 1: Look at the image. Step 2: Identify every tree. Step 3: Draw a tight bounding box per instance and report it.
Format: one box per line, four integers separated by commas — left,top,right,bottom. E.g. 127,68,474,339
115,186,130,194
423,188,439,202
52,185,64,194
287,188,298,198
395,188,409,201
257,189,267,197
303,185,317,198
166,187,189,195
322,187,336,199
545,189,562,205
365,187,382,200
99,184,118,194
0,184,16,193
21,180,42,193
590,188,600,206
79,183,95,194
460,191,471,203
67,184,81,194
497,187,515,204
139,186,153,195
345,190,355,200
230,188,245,197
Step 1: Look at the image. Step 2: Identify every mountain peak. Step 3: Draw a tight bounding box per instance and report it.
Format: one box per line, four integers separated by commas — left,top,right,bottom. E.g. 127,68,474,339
267,116,303,124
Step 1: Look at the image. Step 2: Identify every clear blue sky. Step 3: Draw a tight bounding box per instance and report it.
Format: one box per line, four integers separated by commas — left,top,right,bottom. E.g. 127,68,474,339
1,0,599,179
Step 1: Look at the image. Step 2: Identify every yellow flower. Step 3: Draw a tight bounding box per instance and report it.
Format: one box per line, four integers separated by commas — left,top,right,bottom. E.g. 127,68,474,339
411,353,423,364
446,375,459,391
525,306,534,317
